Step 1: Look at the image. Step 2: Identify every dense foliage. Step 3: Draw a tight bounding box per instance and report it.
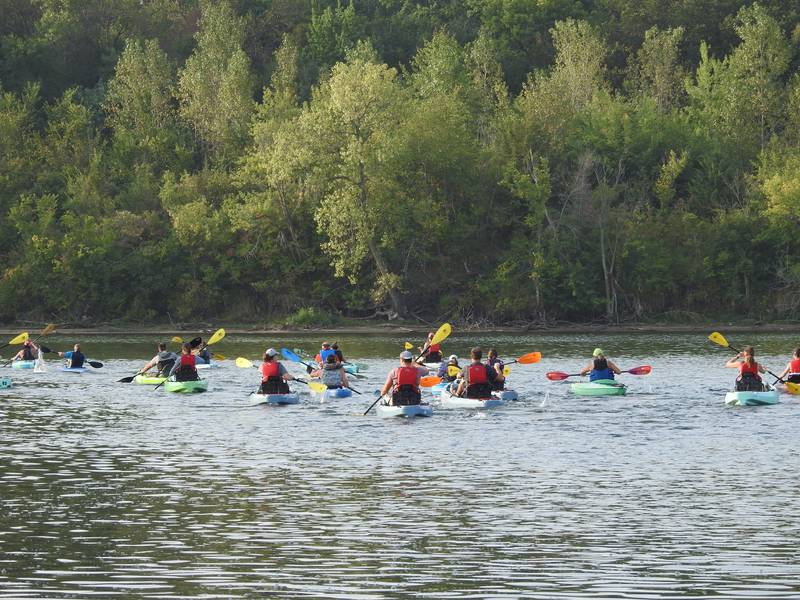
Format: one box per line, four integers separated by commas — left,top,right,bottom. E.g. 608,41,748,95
1,0,798,325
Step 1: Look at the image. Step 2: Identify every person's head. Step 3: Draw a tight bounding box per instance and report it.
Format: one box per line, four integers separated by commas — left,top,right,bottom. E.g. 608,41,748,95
742,345,755,365
158,343,167,352
23,340,32,347
470,347,482,361
793,347,800,359
332,342,339,350
592,348,605,359
400,350,413,364
74,343,81,352
325,354,337,365
321,342,330,349
181,342,191,354
448,354,458,365
264,348,277,361
488,348,498,360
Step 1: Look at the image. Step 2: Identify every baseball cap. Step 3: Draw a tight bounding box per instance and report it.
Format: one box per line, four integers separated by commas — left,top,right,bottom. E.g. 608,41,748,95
448,354,457,362
400,350,413,360
265,348,277,357
593,348,605,357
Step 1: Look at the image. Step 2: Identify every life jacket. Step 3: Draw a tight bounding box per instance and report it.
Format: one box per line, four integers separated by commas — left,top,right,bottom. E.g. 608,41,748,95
392,366,421,405
156,351,176,375
589,358,613,381
426,343,442,362
790,358,800,373
736,361,763,391
22,346,35,361
429,343,440,353
738,361,760,377
174,353,198,381
260,361,288,394
320,349,337,363
321,363,342,388
69,351,85,369
440,362,459,382
465,363,492,398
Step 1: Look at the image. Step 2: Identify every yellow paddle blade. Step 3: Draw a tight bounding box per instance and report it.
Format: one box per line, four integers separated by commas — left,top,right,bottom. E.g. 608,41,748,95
207,328,225,346
212,353,226,361
430,323,452,346
447,365,462,377
9,332,28,345
171,336,183,344
503,366,511,377
404,341,413,350
41,324,56,336
308,381,327,393
786,381,800,395
708,332,729,348
235,357,253,369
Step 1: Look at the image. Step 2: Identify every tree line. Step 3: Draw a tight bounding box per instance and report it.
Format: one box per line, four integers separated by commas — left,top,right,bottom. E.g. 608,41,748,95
1,0,798,325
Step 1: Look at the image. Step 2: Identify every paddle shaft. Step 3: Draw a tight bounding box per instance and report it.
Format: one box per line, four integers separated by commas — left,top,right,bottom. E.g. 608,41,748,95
364,393,386,415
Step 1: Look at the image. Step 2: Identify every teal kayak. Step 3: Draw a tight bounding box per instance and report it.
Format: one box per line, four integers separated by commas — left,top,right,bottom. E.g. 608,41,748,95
164,379,208,393
724,386,779,406
570,379,627,397
11,360,35,369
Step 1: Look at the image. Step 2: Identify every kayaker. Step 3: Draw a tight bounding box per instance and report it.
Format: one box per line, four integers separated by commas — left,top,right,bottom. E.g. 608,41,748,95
455,347,497,398
58,344,85,368
726,346,766,391
380,350,429,405
310,354,349,389
416,331,443,364
169,343,200,382
580,348,621,381
140,343,178,376
12,340,39,362
259,348,295,394
332,342,345,363
777,347,800,384
193,338,212,364
486,348,507,391
437,355,460,382
314,342,337,367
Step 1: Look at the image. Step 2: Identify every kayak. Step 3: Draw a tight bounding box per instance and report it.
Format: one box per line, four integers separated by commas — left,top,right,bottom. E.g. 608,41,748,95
11,360,35,369
343,364,359,375
0,377,11,389
439,390,503,409
570,379,627,397
423,362,440,371
248,392,300,406
164,379,208,393
430,381,451,394
493,389,518,401
725,386,779,406
322,387,352,400
61,366,88,374
376,402,433,418
195,362,217,370
133,374,167,385
781,376,800,395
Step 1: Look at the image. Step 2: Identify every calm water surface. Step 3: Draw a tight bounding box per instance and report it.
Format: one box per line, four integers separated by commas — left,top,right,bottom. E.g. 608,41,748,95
1,332,800,598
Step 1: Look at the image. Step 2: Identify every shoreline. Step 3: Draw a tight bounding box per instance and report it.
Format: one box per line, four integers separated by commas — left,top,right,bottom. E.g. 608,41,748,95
1,321,797,336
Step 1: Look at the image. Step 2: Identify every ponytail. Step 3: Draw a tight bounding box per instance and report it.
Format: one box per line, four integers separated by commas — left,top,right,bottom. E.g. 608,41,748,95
742,346,756,368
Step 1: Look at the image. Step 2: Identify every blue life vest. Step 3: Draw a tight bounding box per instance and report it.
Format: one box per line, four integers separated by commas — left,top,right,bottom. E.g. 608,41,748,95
320,349,337,362
589,367,613,381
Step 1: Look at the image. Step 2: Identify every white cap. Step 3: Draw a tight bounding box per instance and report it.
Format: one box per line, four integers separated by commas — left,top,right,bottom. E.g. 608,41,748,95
400,350,413,360
265,348,277,357
448,354,457,362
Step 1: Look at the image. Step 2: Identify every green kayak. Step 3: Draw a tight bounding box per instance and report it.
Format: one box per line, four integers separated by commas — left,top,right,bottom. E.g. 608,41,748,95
570,379,627,397
164,379,208,393
133,374,167,385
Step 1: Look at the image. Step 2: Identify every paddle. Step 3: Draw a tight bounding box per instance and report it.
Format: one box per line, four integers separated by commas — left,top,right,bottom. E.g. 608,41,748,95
708,331,800,394
415,323,452,364
235,357,324,392
32,346,103,368
364,390,388,415
545,365,651,381
30,324,56,344
172,336,203,347
281,347,315,370
0,331,28,354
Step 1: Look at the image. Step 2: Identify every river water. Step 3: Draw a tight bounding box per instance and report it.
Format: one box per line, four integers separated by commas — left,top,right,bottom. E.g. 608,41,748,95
1,331,799,598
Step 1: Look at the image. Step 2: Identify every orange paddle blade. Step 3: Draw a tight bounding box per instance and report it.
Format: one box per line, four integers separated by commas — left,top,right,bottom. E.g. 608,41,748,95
517,352,542,364
420,376,442,387
546,371,570,381
626,365,651,375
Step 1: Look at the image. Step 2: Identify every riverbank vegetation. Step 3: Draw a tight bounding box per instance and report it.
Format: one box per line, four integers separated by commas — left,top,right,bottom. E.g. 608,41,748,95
1,1,798,326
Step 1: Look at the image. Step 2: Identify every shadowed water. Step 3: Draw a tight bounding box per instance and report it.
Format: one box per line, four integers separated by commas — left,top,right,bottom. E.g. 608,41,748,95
1,332,799,598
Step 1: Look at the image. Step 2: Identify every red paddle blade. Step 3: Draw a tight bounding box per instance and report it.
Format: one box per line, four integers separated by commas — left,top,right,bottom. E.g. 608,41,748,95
627,365,652,375
420,376,441,387
517,352,542,364
546,371,570,381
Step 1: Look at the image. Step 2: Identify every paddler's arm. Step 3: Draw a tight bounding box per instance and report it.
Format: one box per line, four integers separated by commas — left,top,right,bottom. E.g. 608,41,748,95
607,360,622,375
380,372,393,396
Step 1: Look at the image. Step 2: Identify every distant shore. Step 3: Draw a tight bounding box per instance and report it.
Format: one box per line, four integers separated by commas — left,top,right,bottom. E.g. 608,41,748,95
1,320,797,336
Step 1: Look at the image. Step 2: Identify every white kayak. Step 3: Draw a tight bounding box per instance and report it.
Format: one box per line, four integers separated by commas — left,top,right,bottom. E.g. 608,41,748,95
248,391,300,406
492,389,518,401
195,362,218,370
423,362,440,371
440,390,503,409
376,402,433,418
724,385,779,406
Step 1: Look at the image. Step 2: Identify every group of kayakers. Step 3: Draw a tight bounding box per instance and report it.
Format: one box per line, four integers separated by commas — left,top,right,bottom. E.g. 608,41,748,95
9,341,85,368
724,346,800,391
137,337,216,382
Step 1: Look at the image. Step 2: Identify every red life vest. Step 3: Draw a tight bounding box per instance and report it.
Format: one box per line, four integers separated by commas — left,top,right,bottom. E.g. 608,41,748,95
468,363,487,384
429,343,440,353
180,354,196,368
739,361,759,376
395,366,419,391
261,361,280,382
790,359,800,372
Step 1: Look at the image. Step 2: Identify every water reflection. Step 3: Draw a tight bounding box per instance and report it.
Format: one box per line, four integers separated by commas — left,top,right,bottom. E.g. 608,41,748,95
1,333,799,597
